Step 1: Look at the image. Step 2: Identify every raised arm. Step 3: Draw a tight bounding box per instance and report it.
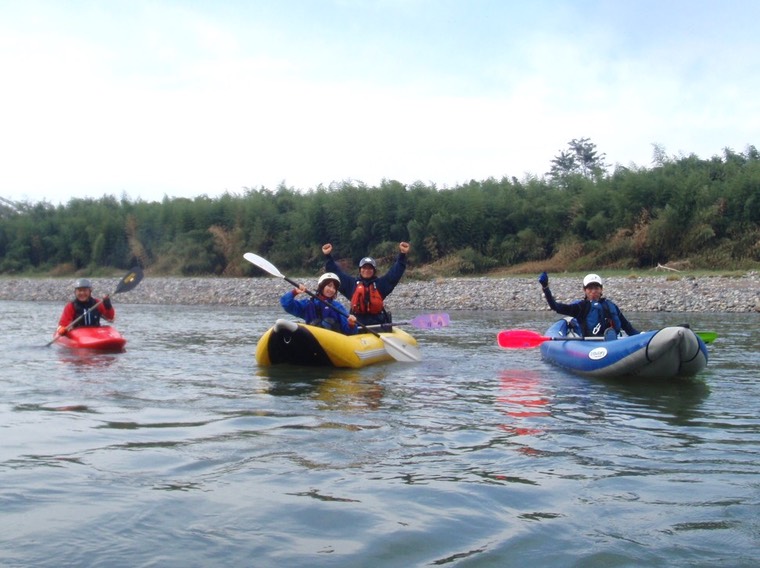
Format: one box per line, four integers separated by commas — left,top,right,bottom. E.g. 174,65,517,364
375,242,409,297
323,243,356,299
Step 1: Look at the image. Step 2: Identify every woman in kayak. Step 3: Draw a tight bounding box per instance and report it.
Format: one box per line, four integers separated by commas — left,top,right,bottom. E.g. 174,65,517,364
321,241,409,327
280,272,358,335
538,272,639,338
56,277,115,337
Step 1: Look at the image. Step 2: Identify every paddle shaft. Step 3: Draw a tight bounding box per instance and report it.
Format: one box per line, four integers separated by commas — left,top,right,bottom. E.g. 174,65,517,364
498,327,716,349
364,313,451,330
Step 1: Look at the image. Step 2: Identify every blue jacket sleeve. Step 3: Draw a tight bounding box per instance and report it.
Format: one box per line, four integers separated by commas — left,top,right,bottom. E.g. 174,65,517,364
280,291,307,319
325,255,356,300
542,287,584,318
617,309,639,335
374,253,407,298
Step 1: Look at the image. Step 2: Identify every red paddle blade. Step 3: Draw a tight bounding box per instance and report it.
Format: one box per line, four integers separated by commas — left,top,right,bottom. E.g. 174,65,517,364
497,329,550,349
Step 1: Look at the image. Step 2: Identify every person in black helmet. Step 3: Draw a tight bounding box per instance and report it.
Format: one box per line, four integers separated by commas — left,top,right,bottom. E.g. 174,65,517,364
321,241,410,327
55,277,115,337
538,272,639,338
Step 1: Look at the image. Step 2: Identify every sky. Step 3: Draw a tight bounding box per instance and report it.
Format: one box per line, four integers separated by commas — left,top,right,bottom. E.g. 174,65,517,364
1,0,759,205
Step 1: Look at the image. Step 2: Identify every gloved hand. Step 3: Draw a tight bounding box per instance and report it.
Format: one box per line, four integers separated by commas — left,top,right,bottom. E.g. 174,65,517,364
538,272,549,288
103,295,113,310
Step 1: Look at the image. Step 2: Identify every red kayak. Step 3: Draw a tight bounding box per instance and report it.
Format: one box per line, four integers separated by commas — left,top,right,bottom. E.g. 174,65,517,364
56,326,127,352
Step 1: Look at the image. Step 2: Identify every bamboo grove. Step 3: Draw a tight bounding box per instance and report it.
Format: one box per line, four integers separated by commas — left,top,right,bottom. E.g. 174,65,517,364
1,144,759,277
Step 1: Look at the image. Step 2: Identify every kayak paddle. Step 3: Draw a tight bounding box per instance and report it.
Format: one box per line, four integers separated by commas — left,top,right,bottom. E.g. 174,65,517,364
365,312,450,330
244,252,422,363
47,266,144,347
498,328,717,349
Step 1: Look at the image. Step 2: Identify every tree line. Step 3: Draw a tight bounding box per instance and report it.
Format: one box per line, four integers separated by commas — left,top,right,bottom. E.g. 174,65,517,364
1,141,759,277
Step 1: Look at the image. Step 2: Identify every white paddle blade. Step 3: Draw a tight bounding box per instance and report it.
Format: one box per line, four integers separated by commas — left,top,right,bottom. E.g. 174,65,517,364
244,252,284,278
381,336,422,363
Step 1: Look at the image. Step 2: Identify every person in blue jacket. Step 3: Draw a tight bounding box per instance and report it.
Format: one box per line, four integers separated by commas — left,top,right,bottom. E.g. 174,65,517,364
280,272,357,335
538,272,640,338
321,241,409,327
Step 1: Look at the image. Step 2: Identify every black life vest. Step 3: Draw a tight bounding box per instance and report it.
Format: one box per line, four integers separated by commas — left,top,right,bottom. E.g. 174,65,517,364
71,298,103,328
579,299,619,336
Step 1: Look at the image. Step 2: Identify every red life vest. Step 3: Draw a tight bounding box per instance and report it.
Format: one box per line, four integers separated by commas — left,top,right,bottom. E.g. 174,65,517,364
351,280,384,315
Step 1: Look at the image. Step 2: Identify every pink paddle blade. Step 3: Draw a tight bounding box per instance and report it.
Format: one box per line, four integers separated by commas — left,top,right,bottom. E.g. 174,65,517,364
409,313,450,329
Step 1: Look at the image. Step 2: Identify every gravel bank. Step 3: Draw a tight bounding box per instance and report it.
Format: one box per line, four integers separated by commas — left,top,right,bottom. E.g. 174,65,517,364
2,272,759,313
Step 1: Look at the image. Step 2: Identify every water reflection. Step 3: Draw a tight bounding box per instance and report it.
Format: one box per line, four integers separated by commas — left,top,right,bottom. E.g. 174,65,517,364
255,366,385,411
14,403,92,413
314,373,384,410
601,377,711,425
56,350,120,369
497,369,551,438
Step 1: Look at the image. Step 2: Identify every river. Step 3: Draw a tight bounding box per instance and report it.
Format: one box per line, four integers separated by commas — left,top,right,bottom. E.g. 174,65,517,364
1,302,758,567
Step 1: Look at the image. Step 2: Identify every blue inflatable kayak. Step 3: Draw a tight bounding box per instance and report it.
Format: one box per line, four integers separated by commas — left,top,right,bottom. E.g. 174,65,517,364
539,319,708,379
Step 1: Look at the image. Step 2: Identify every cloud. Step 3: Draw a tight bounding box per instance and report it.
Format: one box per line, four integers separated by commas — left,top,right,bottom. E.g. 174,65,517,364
1,1,758,204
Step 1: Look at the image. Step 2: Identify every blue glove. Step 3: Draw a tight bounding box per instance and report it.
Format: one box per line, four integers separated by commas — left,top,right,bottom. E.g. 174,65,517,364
538,272,549,288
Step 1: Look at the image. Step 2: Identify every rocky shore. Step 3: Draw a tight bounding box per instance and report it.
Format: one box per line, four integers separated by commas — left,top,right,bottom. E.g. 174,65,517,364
1,272,759,312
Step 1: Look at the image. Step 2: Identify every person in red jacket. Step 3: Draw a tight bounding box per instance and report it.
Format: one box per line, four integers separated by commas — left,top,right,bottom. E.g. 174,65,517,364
56,277,115,337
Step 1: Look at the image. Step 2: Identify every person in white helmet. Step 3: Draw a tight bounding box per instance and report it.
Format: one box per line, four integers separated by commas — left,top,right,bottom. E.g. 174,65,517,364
537,272,639,338
55,277,115,337
321,241,410,328
280,272,358,334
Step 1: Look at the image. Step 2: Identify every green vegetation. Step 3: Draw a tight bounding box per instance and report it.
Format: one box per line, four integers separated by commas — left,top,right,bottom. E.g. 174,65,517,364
2,142,759,277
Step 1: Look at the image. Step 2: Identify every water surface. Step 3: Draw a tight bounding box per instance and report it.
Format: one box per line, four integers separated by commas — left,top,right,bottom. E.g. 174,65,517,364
1,302,758,567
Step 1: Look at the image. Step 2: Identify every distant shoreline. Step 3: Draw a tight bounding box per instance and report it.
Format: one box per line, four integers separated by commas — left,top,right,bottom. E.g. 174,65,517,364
2,272,759,313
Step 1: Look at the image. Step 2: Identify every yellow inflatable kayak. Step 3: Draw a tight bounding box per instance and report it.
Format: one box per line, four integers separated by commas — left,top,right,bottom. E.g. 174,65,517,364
255,319,420,368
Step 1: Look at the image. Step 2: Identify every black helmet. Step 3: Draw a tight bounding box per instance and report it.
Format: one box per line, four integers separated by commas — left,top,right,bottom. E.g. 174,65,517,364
75,278,92,289
359,257,376,269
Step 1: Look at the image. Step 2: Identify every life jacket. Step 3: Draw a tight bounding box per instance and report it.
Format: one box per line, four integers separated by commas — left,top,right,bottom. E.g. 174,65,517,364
71,298,103,328
304,298,344,332
350,280,385,315
580,299,620,337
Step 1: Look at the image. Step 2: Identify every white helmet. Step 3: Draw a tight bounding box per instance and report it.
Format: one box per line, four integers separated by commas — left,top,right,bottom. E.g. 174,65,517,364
318,272,340,291
583,273,603,287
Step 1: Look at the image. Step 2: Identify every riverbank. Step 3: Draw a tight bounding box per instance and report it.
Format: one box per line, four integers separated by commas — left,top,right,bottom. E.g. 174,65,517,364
2,272,759,312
